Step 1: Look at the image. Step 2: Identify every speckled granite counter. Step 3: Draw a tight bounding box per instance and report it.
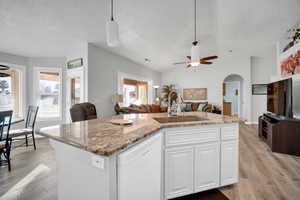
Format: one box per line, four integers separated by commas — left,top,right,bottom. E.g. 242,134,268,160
37,112,241,156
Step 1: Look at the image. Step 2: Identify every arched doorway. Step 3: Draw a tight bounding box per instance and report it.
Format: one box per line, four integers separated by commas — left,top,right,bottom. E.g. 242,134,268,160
223,74,244,117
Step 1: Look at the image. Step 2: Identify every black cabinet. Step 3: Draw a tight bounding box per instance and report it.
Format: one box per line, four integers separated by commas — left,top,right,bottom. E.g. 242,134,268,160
259,114,300,156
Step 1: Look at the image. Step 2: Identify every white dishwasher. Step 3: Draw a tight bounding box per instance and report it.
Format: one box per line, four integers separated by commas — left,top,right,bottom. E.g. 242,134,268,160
118,132,162,200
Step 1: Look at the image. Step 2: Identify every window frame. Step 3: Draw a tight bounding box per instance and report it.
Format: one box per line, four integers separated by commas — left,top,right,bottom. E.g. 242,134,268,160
117,72,153,107
33,67,62,121
0,62,26,120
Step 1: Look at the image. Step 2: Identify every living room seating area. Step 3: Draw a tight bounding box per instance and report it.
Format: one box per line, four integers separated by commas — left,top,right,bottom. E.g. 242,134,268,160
118,102,220,114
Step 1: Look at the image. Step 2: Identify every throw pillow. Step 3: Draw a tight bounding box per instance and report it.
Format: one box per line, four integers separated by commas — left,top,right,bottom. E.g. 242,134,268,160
139,105,149,113
191,103,201,111
198,103,206,112
185,104,192,112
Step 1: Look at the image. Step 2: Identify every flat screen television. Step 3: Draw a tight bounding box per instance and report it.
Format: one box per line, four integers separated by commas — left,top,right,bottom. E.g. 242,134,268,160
267,78,293,118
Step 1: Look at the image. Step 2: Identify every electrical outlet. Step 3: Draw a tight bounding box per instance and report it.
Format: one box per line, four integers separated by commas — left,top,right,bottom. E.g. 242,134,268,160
91,156,104,169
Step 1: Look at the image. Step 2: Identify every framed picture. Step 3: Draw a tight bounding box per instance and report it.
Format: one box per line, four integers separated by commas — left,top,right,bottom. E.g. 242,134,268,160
280,42,300,77
183,88,207,100
252,84,267,95
67,58,83,69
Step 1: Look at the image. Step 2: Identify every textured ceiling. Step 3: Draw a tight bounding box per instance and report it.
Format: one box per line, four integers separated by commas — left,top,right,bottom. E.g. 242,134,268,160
0,0,299,71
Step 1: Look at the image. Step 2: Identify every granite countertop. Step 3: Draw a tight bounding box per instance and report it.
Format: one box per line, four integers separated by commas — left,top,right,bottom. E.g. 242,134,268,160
37,112,241,156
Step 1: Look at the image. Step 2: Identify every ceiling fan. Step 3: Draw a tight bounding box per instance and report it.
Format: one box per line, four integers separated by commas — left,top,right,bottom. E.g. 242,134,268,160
174,55,218,68
174,0,218,68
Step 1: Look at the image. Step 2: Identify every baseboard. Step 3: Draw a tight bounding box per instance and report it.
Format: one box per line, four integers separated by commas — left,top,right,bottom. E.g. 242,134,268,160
245,121,258,125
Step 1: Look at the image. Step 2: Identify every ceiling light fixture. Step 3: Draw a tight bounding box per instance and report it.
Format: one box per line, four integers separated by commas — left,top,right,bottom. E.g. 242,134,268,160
106,0,120,47
190,0,200,66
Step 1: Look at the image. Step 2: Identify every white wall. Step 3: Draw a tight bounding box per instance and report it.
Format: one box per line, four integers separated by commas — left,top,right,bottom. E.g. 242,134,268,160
161,55,252,121
0,51,28,66
87,43,161,117
250,50,277,123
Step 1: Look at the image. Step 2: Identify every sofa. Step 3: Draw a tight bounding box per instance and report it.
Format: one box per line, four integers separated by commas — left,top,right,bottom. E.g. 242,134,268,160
119,102,218,114
120,104,168,114
183,102,213,112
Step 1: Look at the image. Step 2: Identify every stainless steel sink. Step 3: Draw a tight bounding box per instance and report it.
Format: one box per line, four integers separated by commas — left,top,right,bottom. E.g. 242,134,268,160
153,116,208,123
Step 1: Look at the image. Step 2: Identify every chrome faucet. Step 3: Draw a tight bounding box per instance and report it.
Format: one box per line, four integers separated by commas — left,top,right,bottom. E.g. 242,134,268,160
168,90,176,107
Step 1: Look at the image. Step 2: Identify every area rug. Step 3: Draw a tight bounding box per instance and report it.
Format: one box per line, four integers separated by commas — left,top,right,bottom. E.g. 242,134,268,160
171,189,229,200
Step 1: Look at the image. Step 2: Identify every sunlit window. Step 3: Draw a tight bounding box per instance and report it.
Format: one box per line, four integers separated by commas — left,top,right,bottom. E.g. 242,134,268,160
123,78,148,106
35,69,61,120
0,69,22,118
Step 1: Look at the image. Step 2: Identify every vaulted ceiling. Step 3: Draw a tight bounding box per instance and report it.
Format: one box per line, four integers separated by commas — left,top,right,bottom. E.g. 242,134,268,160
0,0,299,71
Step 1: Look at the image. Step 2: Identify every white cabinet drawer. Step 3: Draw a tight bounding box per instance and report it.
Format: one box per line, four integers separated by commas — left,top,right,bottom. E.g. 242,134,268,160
221,124,239,141
165,127,220,147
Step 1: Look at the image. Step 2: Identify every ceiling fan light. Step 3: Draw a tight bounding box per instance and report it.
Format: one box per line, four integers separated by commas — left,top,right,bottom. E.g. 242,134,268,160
190,62,199,67
191,45,201,63
106,20,120,47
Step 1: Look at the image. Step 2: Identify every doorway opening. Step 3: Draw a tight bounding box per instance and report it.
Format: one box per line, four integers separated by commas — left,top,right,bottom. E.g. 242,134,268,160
223,74,244,117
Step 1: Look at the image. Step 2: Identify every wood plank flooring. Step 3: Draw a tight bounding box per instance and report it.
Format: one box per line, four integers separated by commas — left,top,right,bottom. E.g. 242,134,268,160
0,123,300,200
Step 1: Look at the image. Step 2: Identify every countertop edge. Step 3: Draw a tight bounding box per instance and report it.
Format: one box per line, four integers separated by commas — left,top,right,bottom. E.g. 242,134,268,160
37,119,241,157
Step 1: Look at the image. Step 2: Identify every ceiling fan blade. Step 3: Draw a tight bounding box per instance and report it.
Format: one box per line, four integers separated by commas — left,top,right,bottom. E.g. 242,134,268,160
173,62,187,65
200,61,213,65
200,56,218,61
187,64,192,68
187,56,191,60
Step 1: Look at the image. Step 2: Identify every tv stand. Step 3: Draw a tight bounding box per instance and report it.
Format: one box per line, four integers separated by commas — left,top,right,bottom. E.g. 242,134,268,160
259,114,300,156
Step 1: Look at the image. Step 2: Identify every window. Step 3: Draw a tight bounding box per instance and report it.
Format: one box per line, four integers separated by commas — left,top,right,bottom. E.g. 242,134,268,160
70,76,81,105
34,68,62,120
123,78,148,106
0,69,23,119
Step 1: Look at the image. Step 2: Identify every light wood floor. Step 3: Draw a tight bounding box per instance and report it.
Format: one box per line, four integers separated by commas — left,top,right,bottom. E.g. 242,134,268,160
0,124,300,200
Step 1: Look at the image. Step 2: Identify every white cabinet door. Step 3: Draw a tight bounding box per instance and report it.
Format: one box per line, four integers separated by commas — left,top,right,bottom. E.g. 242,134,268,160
118,133,162,200
221,140,238,186
194,142,220,192
165,147,194,199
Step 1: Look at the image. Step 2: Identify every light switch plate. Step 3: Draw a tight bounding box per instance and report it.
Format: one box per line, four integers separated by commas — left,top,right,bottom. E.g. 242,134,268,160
91,155,105,169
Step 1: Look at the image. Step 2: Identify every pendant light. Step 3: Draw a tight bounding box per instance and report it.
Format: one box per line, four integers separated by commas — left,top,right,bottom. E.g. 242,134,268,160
106,0,120,47
190,0,200,66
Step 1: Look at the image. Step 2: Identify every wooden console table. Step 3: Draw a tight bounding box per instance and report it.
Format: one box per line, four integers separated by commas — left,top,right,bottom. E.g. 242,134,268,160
259,114,300,156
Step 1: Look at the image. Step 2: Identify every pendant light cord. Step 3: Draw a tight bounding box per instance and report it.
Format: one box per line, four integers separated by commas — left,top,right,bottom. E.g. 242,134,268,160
194,0,196,42
111,0,114,21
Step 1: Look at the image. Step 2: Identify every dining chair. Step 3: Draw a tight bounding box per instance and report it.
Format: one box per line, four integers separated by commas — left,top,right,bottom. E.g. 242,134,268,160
0,110,13,171
9,105,39,150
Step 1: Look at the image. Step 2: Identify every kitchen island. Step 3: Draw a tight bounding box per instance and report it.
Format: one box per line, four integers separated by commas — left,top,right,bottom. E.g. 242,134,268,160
37,112,241,200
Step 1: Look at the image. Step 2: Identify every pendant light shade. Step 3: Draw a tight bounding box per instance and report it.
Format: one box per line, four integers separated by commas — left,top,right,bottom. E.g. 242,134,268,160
191,45,200,66
106,0,120,47
106,20,120,47
190,0,200,67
